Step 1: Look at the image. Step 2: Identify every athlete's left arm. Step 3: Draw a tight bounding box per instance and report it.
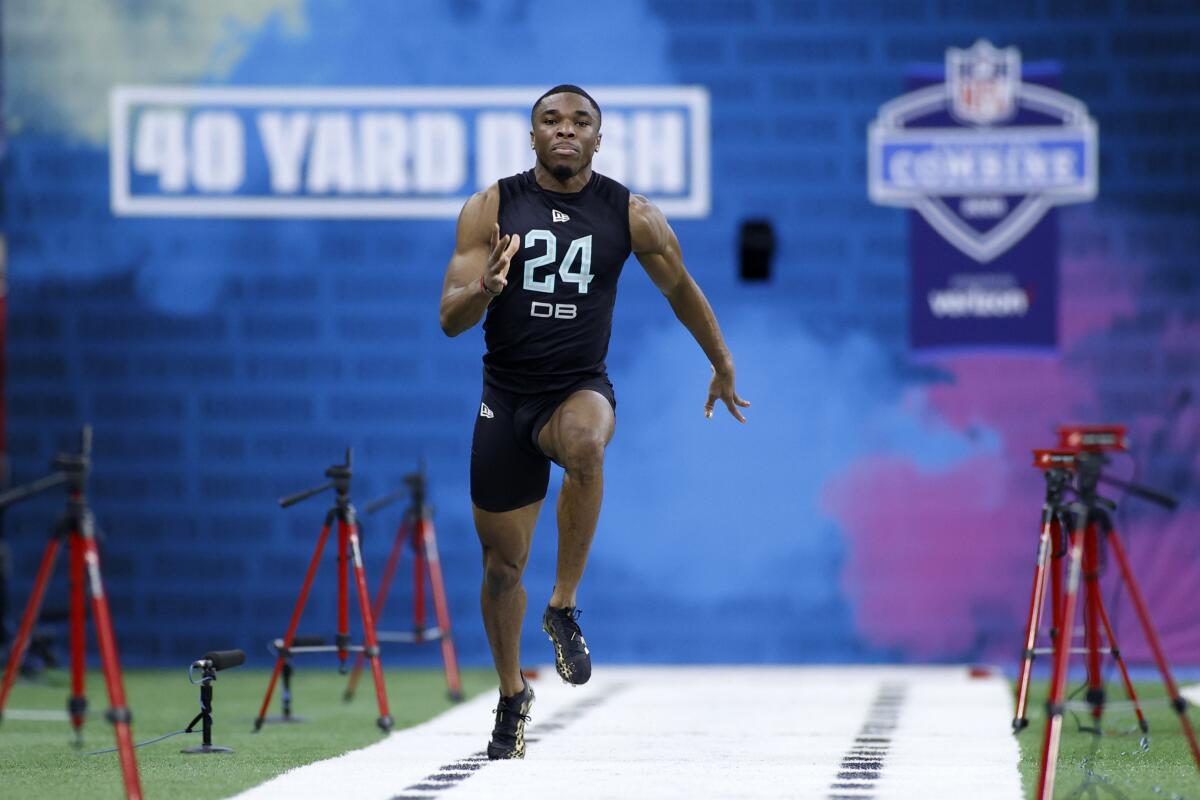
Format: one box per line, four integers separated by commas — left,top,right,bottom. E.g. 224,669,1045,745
630,194,750,423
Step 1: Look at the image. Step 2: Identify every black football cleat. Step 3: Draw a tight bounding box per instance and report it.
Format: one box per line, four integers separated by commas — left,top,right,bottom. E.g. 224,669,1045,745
487,680,535,760
542,605,591,685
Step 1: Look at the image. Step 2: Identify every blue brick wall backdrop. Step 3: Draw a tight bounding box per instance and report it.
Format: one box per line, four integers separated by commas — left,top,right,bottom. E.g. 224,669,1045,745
3,1,1200,668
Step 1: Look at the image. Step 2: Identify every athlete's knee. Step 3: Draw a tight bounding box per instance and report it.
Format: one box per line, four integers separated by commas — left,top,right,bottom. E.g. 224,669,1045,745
482,549,525,596
558,430,606,481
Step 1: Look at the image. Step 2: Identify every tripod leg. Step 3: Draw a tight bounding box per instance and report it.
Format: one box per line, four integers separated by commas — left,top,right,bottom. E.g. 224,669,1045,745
413,526,427,637
419,516,462,701
1015,510,1057,733
345,518,392,731
374,520,410,621
337,520,349,672
1093,591,1147,734
1106,529,1200,769
1037,523,1085,800
1050,517,1066,642
1082,523,1105,723
0,536,61,719
255,519,333,731
346,519,410,703
81,526,144,800
69,533,88,742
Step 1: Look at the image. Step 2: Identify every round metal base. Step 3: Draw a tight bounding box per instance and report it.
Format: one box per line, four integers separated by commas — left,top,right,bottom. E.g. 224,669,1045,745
182,744,234,754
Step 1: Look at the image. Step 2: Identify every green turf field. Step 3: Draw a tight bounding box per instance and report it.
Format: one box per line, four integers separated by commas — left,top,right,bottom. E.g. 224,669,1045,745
1015,679,1200,799
0,665,496,799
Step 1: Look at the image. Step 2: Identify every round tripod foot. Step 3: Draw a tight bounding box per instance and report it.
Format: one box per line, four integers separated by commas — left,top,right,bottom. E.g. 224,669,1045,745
253,717,265,732
377,715,394,732
342,690,355,704
448,690,463,703
1012,717,1028,734
182,744,234,754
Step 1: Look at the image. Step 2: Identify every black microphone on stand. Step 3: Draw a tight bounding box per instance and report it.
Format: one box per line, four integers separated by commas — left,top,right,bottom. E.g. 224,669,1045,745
183,649,245,754
192,650,246,673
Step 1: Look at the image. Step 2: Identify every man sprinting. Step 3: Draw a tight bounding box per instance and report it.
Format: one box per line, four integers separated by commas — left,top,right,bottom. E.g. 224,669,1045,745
439,85,749,759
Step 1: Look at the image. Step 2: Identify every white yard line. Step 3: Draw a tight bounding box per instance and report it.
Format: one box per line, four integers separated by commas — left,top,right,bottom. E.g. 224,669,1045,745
1183,684,1200,708
3,708,71,722
234,666,1023,800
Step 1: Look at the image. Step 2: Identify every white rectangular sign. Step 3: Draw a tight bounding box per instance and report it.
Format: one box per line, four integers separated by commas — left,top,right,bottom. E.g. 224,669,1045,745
109,86,710,219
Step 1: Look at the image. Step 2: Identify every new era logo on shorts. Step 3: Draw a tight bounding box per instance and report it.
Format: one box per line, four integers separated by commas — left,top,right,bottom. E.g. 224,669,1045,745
480,402,494,419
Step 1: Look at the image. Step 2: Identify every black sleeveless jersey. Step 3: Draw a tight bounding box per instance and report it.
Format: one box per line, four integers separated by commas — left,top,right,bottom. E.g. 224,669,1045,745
483,169,632,393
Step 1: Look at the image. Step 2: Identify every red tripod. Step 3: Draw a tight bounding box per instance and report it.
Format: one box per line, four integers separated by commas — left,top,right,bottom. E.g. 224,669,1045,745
345,466,462,703
1023,431,1200,799
1013,450,1146,734
253,449,393,733
0,428,142,800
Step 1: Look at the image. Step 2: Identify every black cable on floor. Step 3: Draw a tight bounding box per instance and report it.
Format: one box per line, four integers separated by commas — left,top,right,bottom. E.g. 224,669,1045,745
84,728,196,756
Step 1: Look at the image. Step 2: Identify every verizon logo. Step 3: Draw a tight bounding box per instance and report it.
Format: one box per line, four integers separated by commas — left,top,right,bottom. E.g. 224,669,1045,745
928,286,1029,318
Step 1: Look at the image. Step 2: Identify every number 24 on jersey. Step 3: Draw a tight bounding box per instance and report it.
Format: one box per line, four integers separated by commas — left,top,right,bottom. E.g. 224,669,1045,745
522,231,594,295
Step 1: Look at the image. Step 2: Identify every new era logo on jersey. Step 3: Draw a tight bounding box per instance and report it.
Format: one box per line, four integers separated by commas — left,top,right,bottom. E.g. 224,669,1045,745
480,403,494,419
552,209,570,223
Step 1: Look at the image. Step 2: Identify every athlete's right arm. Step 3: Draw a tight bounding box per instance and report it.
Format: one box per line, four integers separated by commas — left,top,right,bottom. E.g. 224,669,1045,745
438,184,521,337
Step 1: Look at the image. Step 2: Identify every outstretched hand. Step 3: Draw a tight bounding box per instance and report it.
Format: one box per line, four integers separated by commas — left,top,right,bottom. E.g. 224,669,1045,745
484,223,521,294
705,367,750,423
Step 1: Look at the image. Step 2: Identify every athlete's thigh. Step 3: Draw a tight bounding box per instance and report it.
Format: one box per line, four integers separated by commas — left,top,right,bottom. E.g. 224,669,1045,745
473,499,543,567
471,386,553,513
536,389,616,464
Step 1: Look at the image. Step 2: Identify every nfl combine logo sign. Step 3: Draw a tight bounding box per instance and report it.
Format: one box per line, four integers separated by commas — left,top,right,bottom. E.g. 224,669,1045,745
869,40,1097,264
867,41,1099,351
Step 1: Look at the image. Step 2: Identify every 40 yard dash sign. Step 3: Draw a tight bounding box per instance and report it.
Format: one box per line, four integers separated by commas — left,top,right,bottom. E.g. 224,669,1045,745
109,86,710,219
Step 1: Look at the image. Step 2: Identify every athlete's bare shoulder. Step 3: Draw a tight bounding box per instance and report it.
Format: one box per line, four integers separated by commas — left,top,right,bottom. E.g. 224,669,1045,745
455,182,501,250
461,182,500,224
628,193,671,255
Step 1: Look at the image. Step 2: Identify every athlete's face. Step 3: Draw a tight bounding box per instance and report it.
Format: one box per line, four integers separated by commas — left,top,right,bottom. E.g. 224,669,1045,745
531,93,601,182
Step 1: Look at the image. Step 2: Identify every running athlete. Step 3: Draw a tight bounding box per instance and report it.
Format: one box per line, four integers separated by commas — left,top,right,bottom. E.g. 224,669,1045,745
439,85,749,760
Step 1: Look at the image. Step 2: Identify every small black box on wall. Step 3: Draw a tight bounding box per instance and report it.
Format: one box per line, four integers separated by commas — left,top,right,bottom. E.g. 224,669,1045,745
739,219,775,282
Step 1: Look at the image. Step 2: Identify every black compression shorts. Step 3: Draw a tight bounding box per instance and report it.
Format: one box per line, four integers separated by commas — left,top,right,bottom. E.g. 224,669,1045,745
470,375,616,513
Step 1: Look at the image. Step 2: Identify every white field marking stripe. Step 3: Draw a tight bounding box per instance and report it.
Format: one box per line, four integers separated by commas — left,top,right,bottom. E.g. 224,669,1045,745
231,668,621,800
1183,684,1200,708
233,666,1023,800
3,708,71,722
874,671,1023,800
391,682,629,799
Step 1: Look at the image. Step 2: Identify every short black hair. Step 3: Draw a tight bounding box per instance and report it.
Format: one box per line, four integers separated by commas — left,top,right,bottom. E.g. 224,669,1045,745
531,84,601,127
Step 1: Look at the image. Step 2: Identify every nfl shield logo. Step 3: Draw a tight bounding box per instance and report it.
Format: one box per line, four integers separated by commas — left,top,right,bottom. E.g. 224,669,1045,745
947,39,1020,125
